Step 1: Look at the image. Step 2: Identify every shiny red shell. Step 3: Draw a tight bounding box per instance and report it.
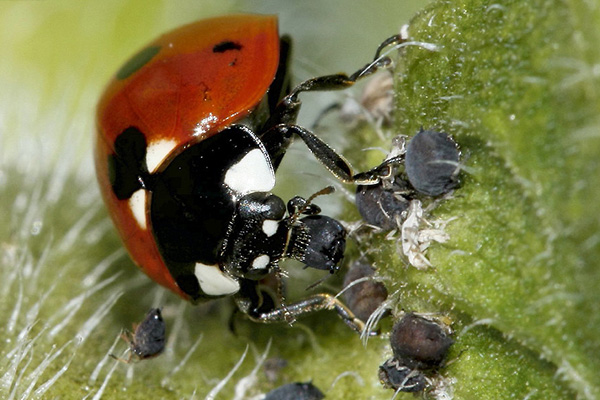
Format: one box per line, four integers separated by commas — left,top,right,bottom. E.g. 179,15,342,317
95,15,280,299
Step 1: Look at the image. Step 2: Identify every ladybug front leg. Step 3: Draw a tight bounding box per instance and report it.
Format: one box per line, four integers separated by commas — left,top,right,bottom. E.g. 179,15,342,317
267,33,404,129
261,34,405,185
288,34,403,103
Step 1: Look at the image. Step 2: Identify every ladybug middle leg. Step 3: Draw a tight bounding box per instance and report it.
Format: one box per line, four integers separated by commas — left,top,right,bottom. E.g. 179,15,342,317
235,279,367,334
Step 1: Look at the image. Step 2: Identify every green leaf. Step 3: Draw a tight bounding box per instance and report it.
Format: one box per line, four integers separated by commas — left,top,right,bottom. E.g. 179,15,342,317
347,0,600,398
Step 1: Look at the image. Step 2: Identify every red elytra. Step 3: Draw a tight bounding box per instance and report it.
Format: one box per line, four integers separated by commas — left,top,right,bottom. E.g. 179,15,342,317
95,15,280,300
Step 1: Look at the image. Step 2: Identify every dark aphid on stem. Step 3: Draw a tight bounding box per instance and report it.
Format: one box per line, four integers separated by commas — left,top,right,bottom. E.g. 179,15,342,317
378,358,426,393
343,262,388,322
390,312,454,370
264,381,325,400
405,129,460,197
355,176,411,230
111,308,166,363
379,312,453,394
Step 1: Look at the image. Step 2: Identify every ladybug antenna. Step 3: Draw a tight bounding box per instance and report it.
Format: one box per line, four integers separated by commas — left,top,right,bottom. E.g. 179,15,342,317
303,185,335,209
287,186,335,224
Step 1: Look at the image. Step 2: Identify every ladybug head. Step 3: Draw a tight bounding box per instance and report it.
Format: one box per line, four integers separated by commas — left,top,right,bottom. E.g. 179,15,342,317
223,192,346,279
222,192,288,280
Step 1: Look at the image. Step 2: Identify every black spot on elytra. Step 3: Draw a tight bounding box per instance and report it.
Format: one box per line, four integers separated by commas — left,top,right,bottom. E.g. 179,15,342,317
212,40,243,53
108,127,150,200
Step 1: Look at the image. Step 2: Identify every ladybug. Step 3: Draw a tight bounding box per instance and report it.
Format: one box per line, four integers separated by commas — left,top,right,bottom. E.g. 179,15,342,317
95,14,401,332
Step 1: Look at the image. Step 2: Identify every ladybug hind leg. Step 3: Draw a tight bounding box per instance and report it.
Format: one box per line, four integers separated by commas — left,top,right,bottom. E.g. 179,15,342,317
235,280,366,334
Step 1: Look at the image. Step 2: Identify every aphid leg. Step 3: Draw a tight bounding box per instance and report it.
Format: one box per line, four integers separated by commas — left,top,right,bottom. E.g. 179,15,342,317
108,329,134,364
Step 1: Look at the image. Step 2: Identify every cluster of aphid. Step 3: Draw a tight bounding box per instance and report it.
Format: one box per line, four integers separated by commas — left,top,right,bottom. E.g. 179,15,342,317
379,313,453,394
354,128,460,270
338,35,461,396
341,261,454,395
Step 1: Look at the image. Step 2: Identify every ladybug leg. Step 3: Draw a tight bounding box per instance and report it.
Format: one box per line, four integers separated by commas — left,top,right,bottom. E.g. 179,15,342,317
272,34,403,123
269,124,402,185
287,34,403,101
261,34,405,184
242,291,367,334
235,278,291,322
351,154,406,183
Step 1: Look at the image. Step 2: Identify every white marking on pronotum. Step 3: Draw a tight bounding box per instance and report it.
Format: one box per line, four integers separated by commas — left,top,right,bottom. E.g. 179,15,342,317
128,189,147,229
261,219,279,237
224,148,275,194
145,139,177,174
251,255,270,270
194,263,240,296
